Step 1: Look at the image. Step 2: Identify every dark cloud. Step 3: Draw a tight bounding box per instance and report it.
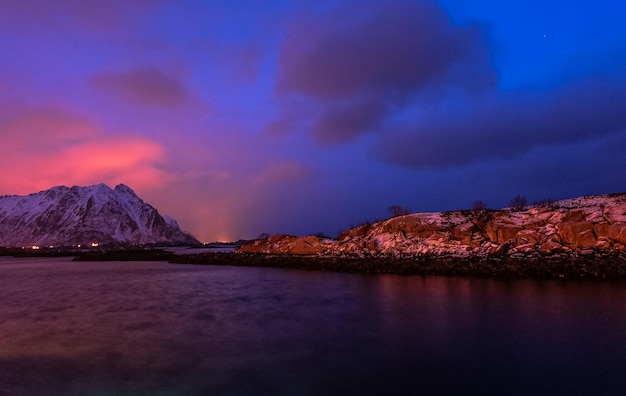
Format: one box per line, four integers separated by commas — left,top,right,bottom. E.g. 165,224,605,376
312,99,386,145
90,67,190,108
277,0,491,99
272,0,626,171
273,0,493,144
373,77,626,168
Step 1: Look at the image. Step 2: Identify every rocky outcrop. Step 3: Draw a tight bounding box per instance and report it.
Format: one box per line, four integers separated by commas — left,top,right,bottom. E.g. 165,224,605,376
239,235,330,255
239,192,626,259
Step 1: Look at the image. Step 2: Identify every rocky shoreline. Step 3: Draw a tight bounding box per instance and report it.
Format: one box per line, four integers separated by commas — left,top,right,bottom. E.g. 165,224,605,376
69,249,626,279
168,252,626,279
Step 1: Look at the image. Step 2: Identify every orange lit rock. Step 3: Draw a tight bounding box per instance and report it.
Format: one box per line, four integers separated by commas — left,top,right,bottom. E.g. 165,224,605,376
607,223,626,245
557,221,596,249
452,223,474,245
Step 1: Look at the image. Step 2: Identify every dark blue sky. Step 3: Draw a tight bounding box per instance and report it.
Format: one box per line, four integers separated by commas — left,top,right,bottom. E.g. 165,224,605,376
1,0,625,241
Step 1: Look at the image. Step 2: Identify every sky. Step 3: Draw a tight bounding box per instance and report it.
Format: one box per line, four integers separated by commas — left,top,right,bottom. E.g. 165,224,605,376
1,0,625,242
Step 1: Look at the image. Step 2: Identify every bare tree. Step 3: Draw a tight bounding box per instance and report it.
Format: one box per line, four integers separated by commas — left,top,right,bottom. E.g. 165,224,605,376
258,232,270,239
510,195,527,212
389,205,411,217
472,200,487,210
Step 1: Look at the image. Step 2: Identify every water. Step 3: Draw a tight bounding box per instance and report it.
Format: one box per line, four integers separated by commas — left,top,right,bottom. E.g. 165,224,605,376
1,257,625,395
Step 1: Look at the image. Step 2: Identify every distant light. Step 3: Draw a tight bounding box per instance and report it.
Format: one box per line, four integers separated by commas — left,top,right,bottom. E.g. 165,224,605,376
32,246,40,250
91,242,99,247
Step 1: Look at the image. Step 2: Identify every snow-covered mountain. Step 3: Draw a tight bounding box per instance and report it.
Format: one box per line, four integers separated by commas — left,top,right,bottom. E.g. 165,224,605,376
0,184,199,247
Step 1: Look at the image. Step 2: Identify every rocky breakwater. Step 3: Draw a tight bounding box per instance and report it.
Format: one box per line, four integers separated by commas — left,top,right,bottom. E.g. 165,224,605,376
239,193,626,262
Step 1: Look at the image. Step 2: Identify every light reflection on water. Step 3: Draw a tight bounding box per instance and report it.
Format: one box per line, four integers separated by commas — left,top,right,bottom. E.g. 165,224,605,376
1,257,625,395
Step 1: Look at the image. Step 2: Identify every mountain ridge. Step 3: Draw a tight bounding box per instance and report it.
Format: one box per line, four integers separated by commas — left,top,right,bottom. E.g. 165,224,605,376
0,184,198,247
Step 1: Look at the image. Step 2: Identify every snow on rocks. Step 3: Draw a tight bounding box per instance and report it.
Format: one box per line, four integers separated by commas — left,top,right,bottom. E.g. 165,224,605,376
239,192,626,259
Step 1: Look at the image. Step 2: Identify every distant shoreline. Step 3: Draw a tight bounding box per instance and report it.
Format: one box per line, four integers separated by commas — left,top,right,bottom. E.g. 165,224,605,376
3,247,626,279
71,249,626,279
168,252,626,279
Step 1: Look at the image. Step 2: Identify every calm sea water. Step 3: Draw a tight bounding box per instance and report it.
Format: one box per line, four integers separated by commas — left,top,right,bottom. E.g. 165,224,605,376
1,257,625,395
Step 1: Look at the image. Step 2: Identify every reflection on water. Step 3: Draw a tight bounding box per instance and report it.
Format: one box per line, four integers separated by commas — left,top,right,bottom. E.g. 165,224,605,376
1,257,625,395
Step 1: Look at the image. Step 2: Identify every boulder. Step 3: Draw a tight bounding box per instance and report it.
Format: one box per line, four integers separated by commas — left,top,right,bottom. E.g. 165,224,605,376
594,223,609,240
557,221,596,249
535,210,558,222
527,207,552,216
522,218,544,230
583,207,605,223
550,233,562,243
508,212,531,224
539,240,562,255
544,224,558,236
286,236,325,255
516,229,540,245
452,222,474,245
485,222,523,244
562,210,584,222
513,243,536,254
604,205,626,224
546,210,569,224
607,223,626,245
594,239,611,250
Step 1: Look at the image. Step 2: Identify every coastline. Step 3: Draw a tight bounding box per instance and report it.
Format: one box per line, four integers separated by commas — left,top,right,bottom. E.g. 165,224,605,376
168,252,626,279
5,247,626,279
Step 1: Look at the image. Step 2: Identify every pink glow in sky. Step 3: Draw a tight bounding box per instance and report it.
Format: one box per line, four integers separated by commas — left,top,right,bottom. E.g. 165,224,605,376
1,0,626,241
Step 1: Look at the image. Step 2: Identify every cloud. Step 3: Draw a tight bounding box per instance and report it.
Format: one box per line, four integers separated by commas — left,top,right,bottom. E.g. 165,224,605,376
0,103,168,194
277,0,490,99
0,103,95,147
272,0,493,144
312,98,387,145
268,1,626,174
372,77,626,168
53,138,166,187
90,67,191,108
